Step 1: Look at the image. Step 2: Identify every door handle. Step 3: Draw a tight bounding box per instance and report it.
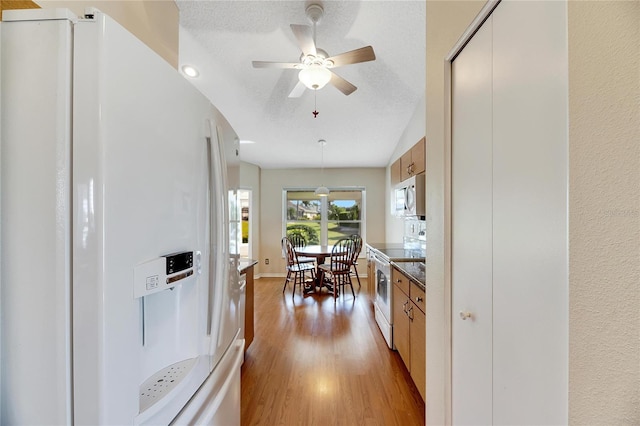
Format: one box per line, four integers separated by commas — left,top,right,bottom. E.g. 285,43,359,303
459,311,472,320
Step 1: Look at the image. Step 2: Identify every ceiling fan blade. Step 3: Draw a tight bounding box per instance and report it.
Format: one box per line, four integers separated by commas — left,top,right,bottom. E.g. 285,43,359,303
290,24,317,56
326,46,376,67
329,72,357,96
288,81,307,98
252,61,299,69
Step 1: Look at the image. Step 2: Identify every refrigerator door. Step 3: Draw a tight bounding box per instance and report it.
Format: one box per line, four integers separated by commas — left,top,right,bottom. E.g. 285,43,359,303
71,11,222,425
0,10,75,424
206,117,243,373
172,338,244,425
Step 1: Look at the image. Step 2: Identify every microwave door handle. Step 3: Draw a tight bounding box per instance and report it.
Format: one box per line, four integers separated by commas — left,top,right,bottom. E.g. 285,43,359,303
406,187,415,211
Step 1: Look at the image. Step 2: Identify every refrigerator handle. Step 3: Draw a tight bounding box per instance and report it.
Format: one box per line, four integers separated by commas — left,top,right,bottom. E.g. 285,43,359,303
141,297,146,346
205,119,229,339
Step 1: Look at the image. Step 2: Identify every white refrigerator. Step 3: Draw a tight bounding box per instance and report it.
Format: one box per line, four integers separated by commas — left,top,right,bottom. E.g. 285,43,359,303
0,8,243,425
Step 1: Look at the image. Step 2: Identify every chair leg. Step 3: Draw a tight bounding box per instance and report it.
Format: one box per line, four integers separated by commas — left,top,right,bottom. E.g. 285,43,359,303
353,266,361,287
283,270,292,293
348,275,355,298
292,271,301,298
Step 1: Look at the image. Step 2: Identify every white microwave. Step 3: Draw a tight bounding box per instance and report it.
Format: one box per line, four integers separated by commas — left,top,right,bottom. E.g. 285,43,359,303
393,174,425,218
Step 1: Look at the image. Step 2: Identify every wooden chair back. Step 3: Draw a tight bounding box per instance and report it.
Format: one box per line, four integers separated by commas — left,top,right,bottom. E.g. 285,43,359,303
281,237,296,267
329,238,356,273
350,234,363,263
288,233,307,249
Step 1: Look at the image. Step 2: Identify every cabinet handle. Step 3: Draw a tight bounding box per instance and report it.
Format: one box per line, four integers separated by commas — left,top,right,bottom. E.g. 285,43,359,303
459,311,472,321
408,305,414,321
402,300,409,314
395,279,402,283
415,296,423,303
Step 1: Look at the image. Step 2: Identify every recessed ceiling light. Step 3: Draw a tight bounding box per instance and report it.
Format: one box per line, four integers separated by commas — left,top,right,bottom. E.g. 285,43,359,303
239,140,255,144
181,65,199,78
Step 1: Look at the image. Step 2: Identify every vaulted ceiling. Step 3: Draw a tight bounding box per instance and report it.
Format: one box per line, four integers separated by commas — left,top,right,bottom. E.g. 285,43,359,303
176,0,425,169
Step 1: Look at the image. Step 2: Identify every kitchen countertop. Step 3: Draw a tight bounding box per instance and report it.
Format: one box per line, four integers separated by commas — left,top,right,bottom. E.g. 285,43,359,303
366,242,406,252
239,258,258,273
391,260,426,291
366,243,425,262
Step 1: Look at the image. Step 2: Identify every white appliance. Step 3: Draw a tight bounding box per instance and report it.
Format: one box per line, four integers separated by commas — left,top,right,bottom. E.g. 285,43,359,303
371,246,426,349
0,8,244,425
393,174,426,218
372,250,393,348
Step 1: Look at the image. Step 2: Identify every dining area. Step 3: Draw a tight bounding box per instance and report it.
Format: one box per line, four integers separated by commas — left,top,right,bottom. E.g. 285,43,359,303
281,234,363,300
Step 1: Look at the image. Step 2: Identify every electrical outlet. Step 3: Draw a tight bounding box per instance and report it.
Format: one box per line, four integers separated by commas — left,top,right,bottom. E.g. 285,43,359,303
265,258,269,265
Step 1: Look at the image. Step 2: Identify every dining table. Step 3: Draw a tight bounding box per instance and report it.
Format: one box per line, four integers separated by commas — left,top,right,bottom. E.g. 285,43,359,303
294,245,335,292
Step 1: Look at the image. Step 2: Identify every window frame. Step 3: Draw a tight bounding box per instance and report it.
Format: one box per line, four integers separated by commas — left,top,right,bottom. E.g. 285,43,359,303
282,187,366,253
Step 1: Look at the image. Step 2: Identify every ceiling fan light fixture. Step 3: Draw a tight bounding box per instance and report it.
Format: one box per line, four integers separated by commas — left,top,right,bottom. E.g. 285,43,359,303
298,65,331,90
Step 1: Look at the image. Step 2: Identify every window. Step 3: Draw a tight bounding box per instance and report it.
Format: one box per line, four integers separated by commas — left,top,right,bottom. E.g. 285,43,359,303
284,188,365,247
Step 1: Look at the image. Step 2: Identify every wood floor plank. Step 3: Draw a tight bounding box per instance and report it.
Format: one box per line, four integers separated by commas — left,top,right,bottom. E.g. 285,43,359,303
241,277,425,425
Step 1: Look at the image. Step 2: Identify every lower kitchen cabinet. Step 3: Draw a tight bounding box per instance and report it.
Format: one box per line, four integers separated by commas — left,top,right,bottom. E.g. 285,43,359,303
366,249,376,297
392,266,426,401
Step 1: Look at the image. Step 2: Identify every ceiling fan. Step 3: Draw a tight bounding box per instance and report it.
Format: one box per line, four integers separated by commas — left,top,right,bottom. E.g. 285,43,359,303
251,3,376,97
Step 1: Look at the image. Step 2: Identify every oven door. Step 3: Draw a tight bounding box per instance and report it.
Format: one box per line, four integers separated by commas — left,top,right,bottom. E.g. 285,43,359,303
374,257,391,319
373,253,393,348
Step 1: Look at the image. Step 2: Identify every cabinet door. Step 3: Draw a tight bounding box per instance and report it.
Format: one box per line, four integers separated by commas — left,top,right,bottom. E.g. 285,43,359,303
392,284,410,365
410,302,426,402
390,159,402,185
451,14,494,426
400,150,412,181
244,266,254,351
367,257,375,297
411,137,426,175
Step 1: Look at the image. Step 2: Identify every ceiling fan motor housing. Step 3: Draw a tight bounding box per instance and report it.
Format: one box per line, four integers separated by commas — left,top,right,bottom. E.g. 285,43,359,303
306,4,324,24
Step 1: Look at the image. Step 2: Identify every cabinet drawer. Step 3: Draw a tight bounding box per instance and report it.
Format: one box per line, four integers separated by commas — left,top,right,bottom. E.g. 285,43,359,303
410,281,426,313
391,267,410,296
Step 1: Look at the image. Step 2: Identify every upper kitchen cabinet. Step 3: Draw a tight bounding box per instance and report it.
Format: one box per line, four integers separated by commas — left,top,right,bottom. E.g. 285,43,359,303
400,137,426,181
390,158,402,185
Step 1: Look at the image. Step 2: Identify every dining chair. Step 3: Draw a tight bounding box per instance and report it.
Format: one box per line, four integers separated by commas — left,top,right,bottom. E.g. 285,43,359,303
349,234,363,287
287,233,316,265
281,237,316,297
318,237,356,300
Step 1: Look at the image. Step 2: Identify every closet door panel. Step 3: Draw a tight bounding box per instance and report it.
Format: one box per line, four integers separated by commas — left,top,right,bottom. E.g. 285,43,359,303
491,1,568,424
451,16,493,425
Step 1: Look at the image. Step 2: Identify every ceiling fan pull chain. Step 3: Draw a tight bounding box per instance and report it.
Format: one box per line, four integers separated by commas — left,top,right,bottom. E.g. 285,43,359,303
313,90,319,118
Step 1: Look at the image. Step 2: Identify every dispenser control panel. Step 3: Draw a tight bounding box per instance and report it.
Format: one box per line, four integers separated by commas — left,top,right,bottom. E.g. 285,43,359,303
134,251,199,298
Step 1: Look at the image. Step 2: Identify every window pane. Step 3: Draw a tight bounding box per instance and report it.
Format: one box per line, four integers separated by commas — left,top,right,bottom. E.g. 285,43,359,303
328,198,361,221
328,222,361,246
286,197,321,220
286,221,321,245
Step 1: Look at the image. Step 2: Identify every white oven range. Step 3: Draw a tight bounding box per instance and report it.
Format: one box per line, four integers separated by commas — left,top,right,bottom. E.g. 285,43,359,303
370,246,425,349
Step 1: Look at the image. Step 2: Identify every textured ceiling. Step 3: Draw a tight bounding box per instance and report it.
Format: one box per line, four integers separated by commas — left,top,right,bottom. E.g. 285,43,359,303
177,0,425,169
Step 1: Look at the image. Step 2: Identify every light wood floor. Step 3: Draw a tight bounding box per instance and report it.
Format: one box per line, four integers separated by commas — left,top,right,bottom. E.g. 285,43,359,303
241,277,425,425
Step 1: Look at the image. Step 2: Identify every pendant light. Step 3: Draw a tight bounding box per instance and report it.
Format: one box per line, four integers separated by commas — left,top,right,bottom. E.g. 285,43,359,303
315,139,330,197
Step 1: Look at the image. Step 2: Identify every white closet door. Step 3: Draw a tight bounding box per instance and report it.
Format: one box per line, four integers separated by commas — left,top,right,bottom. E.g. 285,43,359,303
491,1,568,423
451,16,494,425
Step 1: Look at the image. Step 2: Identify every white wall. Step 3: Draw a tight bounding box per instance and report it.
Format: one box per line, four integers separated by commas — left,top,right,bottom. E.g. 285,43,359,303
36,0,179,68
240,161,261,273
568,1,640,422
385,96,426,243
259,168,385,278
425,2,485,424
